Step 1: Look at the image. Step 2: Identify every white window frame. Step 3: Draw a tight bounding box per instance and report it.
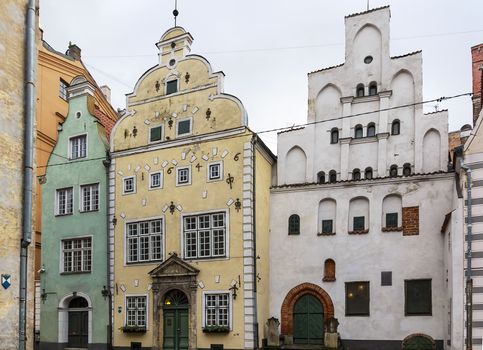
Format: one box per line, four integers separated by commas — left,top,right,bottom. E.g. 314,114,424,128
181,210,229,260
176,166,192,186
148,125,164,143
59,79,69,100
68,134,88,160
165,78,179,95
149,171,163,190
125,294,149,329
60,236,92,273
124,217,165,264
79,183,100,212
207,161,223,182
55,187,74,216
202,291,232,330
176,117,193,137
123,176,136,195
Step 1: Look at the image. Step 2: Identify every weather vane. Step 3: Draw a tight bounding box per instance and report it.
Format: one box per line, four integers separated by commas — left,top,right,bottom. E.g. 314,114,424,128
173,0,179,27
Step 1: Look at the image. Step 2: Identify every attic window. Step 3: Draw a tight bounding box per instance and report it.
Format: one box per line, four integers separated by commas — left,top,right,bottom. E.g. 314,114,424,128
364,56,373,64
166,79,178,95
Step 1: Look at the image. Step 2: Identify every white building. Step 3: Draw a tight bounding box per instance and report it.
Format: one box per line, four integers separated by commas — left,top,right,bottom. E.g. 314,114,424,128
269,6,455,350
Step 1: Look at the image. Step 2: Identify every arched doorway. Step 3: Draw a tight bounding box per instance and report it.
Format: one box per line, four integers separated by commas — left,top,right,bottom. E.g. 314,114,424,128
163,289,189,350
68,297,89,348
402,334,436,350
293,294,324,344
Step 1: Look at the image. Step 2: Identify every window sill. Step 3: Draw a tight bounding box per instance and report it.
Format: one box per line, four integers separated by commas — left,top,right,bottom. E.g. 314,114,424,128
322,277,336,282
184,256,228,262
80,209,99,213
126,259,163,266
202,326,230,334
318,232,336,236
382,226,403,232
350,136,377,145
348,229,369,235
55,213,73,217
60,271,91,275
120,326,147,333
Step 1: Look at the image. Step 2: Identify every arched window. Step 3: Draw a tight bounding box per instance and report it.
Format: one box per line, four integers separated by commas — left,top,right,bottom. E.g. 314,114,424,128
319,199,336,235
352,168,361,180
367,123,376,137
354,124,363,139
382,194,402,230
317,171,326,184
365,167,373,179
323,259,336,282
369,81,377,96
356,84,365,97
288,214,300,235
330,128,339,144
391,120,400,135
329,170,337,183
348,197,370,233
390,164,398,177
403,163,411,176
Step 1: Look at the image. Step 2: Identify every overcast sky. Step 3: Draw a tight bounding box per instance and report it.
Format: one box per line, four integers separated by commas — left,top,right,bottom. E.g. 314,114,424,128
40,0,483,152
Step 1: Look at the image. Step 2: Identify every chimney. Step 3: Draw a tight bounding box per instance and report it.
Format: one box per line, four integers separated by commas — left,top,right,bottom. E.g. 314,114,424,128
471,44,483,125
67,42,81,60
100,85,111,104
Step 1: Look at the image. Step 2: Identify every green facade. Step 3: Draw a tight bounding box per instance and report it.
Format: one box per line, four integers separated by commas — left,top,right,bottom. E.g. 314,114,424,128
40,77,110,350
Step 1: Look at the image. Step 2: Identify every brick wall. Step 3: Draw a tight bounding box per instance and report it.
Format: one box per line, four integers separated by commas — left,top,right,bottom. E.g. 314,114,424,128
472,44,483,125
402,206,419,236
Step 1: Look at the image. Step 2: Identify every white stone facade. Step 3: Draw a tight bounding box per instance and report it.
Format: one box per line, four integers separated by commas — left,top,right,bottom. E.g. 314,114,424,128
269,7,454,350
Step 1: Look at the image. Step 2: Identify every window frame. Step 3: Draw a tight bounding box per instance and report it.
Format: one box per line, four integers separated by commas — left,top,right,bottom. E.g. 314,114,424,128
60,236,92,274
149,171,163,190
125,217,164,264
404,279,432,316
329,170,337,183
352,169,361,181
367,123,376,137
403,163,411,176
353,216,365,231
385,212,399,228
345,281,370,316
149,125,164,143
59,78,69,100
389,165,398,178
79,183,100,213
55,187,74,216
321,219,333,234
125,294,149,329
288,214,300,235
317,171,326,184
368,82,378,96
165,78,179,95
391,120,400,135
364,167,373,180
202,291,232,329
123,176,136,195
176,166,192,186
176,117,193,137
354,125,363,139
330,128,339,144
207,161,223,182
356,84,365,97
68,134,88,160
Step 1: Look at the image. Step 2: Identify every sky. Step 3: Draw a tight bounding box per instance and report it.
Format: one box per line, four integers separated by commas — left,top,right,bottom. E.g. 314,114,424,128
39,0,483,152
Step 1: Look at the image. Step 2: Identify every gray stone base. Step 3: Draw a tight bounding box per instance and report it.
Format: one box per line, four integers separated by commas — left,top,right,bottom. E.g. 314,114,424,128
40,342,109,350
340,339,443,350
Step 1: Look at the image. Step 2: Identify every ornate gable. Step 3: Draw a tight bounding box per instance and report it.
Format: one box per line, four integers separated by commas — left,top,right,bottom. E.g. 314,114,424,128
149,253,199,277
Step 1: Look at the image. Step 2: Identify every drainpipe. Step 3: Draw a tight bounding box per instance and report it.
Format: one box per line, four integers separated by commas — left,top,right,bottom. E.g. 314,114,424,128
19,1,37,349
462,163,473,350
251,134,259,349
103,153,113,350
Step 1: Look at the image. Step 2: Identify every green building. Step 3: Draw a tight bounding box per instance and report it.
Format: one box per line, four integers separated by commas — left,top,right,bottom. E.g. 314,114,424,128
40,76,112,350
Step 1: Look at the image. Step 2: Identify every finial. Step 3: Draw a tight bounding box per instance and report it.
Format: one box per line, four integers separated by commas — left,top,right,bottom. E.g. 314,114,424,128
173,0,179,27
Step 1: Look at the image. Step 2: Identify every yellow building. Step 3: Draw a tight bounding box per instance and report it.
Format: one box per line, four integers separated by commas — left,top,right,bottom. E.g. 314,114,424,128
110,27,274,350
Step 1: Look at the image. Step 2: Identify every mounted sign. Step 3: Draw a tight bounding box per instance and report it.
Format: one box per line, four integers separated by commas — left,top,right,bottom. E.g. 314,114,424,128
1,274,11,289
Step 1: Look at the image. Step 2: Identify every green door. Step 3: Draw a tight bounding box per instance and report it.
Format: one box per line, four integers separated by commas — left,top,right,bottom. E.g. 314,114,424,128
68,311,88,348
163,290,189,350
293,294,324,344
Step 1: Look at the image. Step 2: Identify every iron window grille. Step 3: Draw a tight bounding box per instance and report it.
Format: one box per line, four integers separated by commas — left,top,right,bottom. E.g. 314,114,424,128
353,216,365,231
205,293,230,327
56,187,73,215
126,296,147,327
184,212,226,259
405,279,432,315
70,135,87,159
345,281,370,316
62,237,91,273
126,219,163,263
80,184,99,212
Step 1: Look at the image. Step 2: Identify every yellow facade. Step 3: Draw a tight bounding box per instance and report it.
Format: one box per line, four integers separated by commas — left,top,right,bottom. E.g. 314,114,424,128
111,27,274,350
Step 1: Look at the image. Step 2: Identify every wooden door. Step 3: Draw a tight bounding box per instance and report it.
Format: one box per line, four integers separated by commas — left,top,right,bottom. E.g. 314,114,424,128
163,308,189,350
68,310,88,348
293,294,324,344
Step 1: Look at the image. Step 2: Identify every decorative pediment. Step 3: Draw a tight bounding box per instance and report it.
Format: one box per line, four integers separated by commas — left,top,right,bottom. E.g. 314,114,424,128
148,253,199,277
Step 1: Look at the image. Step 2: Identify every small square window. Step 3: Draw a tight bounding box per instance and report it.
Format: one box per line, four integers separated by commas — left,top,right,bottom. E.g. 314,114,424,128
176,167,191,186
150,126,163,142
405,279,432,315
386,213,398,228
353,216,365,231
208,162,222,181
321,220,333,234
166,79,178,95
177,119,192,136
123,176,136,194
149,172,163,189
381,271,392,286
345,282,369,316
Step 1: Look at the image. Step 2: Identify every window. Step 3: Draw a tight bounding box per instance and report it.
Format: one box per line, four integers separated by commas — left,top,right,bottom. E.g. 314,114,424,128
353,216,365,231
354,125,363,139
381,271,392,286
319,199,336,235
59,79,69,100
183,212,227,259
352,168,361,181
126,219,163,263
56,187,73,215
391,120,400,135
386,213,398,228
364,167,373,180
405,279,432,315
390,165,398,177
177,118,192,136
208,162,223,181
69,135,87,159
166,79,178,95
356,84,365,97
321,220,333,234
369,82,377,96
80,184,99,212
149,171,163,189
330,128,339,144
317,171,325,184
323,259,336,282
123,176,136,194
149,125,163,142
126,296,147,327
403,163,411,176
288,214,300,235
367,123,376,137
346,282,369,316
204,293,230,327
176,166,191,186
62,237,91,273
364,56,373,64
329,170,337,183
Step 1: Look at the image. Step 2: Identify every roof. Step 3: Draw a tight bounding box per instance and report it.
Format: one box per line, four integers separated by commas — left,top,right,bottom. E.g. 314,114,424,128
424,109,448,115
391,50,422,60
277,126,306,135
308,63,344,75
345,5,390,19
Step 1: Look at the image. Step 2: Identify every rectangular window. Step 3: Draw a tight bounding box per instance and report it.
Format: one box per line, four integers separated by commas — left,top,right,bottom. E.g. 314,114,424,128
166,79,178,95
80,184,99,212
70,135,87,159
353,216,365,230
123,176,136,194
126,219,163,263
321,220,333,234
208,162,222,181
405,279,432,315
126,296,147,327
176,166,191,186
56,187,73,215
205,293,230,327
386,213,398,228
381,271,392,286
177,118,192,136
183,212,226,259
60,79,69,100
149,172,163,189
62,237,91,273
149,126,163,142
345,281,370,316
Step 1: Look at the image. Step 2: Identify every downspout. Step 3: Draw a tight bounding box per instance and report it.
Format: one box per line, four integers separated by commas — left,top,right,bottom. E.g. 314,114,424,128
251,134,259,349
462,164,473,349
103,153,113,350
19,1,37,349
